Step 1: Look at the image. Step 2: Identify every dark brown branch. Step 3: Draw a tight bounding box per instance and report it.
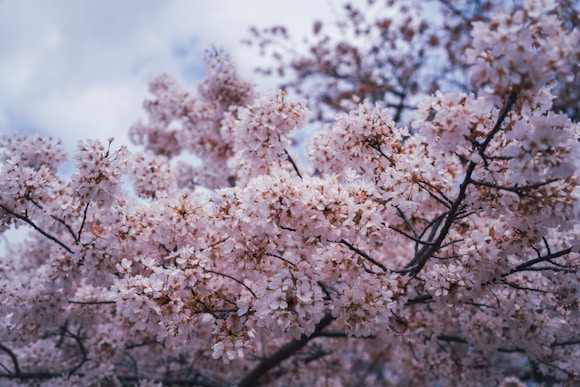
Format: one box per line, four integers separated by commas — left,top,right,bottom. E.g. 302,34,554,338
394,206,418,238
125,340,159,350
402,93,518,276
205,269,257,298
0,203,74,254
388,225,437,246
339,239,389,273
67,327,88,376
518,266,576,273
418,213,446,244
470,178,559,197
502,247,572,277
440,238,464,249
478,92,518,161
552,339,580,347
284,148,302,179
24,195,80,244
437,334,468,344
369,143,396,167
317,330,376,339
495,279,550,293
0,344,20,375
238,313,333,387
405,294,433,305
542,236,552,256
77,202,90,242
117,375,219,387
264,252,296,267
68,300,116,305
416,181,453,208
0,372,60,380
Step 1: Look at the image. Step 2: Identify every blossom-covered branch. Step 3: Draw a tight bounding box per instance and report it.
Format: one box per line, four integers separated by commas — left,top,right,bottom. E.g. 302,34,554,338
1,0,579,385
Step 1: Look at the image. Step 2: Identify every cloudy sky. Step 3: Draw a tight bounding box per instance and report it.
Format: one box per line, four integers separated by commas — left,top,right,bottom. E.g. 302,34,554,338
0,0,349,154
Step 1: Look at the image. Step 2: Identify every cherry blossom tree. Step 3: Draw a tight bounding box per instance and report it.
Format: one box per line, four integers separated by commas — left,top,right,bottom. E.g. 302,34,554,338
246,0,579,125
1,0,579,385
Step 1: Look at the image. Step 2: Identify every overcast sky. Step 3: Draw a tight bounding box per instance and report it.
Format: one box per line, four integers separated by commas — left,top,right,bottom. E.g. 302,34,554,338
0,0,350,154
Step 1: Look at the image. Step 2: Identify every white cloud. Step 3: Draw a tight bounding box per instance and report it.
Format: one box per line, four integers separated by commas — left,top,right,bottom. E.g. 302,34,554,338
0,0,347,156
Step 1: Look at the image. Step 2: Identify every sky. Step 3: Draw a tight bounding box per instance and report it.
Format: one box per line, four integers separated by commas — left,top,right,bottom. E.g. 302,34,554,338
0,0,349,155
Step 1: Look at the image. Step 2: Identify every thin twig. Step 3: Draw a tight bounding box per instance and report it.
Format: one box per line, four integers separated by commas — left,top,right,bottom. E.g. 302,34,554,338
369,143,396,166
284,148,302,179
388,225,436,246
0,344,20,375
416,181,453,208
205,269,257,298
502,247,572,277
470,178,559,197
77,202,91,242
339,239,389,273
0,203,74,254
67,326,88,376
238,313,333,387
68,300,116,305
264,252,296,267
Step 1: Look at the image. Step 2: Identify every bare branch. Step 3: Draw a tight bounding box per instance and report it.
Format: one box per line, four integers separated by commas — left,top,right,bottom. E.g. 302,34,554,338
238,313,333,387
264,252,296,267
502,247,573,277
470,178,559,197
339,239,389,273
67,326,88,376
368,143,396,167
284,148,302,179
388,225,437,246
77,202,91,242
68,300,116,305
0,344,20,376
0,203,74,254
205,269,257,298
416,180,454,208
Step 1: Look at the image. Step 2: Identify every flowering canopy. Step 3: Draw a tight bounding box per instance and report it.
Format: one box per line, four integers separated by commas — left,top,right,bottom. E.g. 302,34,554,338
1,0,579,385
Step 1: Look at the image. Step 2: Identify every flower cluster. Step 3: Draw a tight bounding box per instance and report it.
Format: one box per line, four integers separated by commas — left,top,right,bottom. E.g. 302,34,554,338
129,73,191,158
226,89,308,185
1,1,580,386
129,49,256,190
330,274,398,337
467,0,580,100
251,269,325,339
129,153,176,199
308,102,405,178
413,91,495,157
0,134,67,231
0,133,66,172
70,138,129,205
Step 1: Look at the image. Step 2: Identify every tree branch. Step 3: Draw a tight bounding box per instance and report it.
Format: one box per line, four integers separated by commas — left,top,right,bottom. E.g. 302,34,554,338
68,300,116,305
402,92,518,276
238,313,333,387
284,148,302,179
339,239,389,273
470,178,559,197
205,269,257,299
0,203,74,254
0,344,20,375
77,202,91,242
67,326,88,376
501,247,573,278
